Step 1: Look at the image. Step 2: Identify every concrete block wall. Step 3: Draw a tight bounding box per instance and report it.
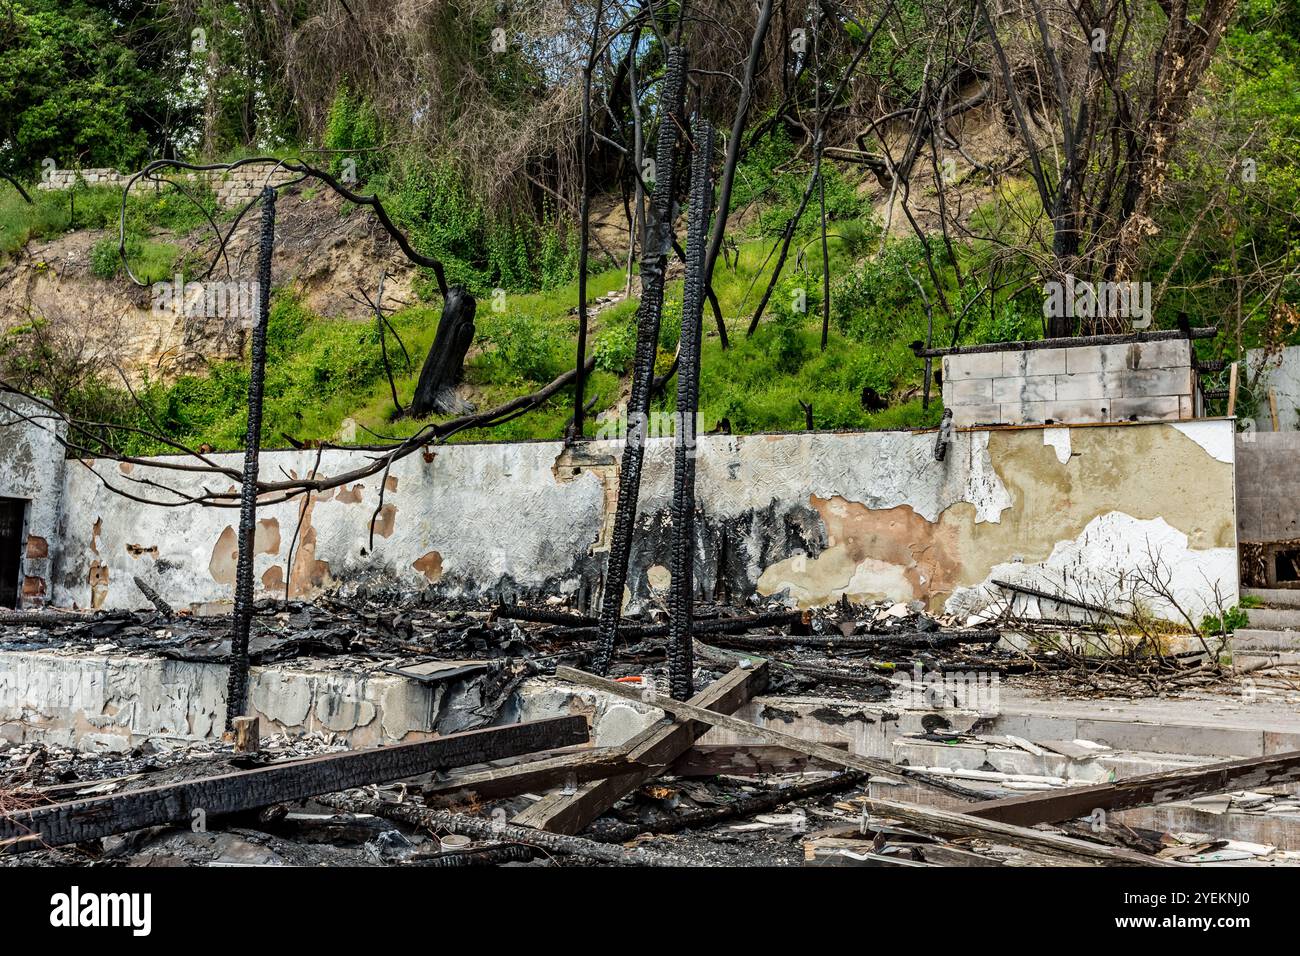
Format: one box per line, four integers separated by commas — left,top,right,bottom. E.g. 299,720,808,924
213,166,298,207
1246,344,1300,432
1236,431,1300,545
31,166,296,209
942,339,1195,427
0,395,68,607
35,168,130,190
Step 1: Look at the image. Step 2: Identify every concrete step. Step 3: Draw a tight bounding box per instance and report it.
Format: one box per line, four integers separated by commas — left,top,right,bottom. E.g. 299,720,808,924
1236,651,1300,668
1244,587,1300,609
892,736,1214,784
870,777,1300,852
1233,628,1300,651
1242,607,1300,630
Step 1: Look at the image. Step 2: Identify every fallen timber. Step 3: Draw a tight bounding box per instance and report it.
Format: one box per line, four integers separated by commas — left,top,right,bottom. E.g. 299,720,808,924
702,630,998,651
322,794,687,867
552,610,806,642
967,749,1300,827
993,579,1136,621
589,770,867,843
555,667,993,799
423,747,642,803
513,662,769,834
554,667,1174,865
0,716,587,853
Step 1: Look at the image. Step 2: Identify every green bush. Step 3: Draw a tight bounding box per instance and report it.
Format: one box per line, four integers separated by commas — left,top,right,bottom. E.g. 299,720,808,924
475,311,570,383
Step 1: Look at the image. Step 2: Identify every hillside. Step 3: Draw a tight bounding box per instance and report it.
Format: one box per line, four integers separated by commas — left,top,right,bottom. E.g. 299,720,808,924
1,0,1297,455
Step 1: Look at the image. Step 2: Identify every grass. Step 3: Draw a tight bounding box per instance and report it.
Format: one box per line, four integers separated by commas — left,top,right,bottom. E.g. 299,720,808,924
3,165,1044,452
1,179,222,263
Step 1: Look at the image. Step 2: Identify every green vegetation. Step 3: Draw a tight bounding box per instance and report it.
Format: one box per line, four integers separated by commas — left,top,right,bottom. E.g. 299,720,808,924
1201,605,1250,636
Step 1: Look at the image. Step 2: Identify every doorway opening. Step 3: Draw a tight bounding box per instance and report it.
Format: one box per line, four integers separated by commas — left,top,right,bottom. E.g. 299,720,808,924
0,497,27,608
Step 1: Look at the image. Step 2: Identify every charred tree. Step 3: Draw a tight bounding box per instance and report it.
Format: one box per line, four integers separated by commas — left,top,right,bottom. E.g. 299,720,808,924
226,186,275,729
409,286,477,417
592,46,689,675
668,118,716,701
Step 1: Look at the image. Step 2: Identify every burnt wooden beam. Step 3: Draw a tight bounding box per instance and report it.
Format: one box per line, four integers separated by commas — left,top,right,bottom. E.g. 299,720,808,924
993,578,1136,621
911,326,1217,358
423,747,640,803
0,716,587,853
554,668,1175,865
858,796,1177,867
513,662,768,834
670,742,850,777
966,750,1300,827
554,665,983,799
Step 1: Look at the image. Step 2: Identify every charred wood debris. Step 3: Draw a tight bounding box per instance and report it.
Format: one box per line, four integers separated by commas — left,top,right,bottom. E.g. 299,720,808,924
0,584,1269,868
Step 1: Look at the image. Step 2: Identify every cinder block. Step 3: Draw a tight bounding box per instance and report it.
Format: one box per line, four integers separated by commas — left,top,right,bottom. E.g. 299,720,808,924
1109,396,1181,420
952,378,994,403
1119,367,1191,398
951,404,1003,427
1179,394,1193,419
993,374,1056,403
947,351,1005,379
1055,370,1124,401
1130,339,1191,369
1003,349,1068,377
999,402,1028,425
1042,399,1109,424
1064,345,1105,374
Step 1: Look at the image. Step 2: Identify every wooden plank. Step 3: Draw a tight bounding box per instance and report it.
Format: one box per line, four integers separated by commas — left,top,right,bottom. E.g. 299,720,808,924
555,665,977,797
1226,361,1239,417
423,747,639,803
1270,388,1280,431
966,749,1300,827
671,742,850,777
556,667,1172,866
513,663,768,834
859,796,1177,866
0,716,587,853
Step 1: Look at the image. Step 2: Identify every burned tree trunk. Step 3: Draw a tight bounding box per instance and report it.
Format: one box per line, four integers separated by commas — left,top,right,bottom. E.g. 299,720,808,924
226,186,275,729
592,47,689,675
668,118,716,701
409,286,476,417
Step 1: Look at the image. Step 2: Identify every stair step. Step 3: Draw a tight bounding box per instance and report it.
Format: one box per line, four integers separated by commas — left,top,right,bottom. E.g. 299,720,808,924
1236,651,1300,668
1232,628,1300,651
1242,607,1300,630
892,736,1213,783
1244,587,1300,609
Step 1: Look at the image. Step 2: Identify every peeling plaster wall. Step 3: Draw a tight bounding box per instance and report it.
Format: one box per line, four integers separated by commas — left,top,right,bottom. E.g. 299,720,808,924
50,420,1237,621
0,396,67,606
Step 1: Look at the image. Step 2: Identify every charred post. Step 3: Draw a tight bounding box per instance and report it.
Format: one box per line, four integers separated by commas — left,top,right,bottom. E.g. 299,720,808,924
225,186,275,730
592,46,689,675
668,117,716,700
409,286,477,417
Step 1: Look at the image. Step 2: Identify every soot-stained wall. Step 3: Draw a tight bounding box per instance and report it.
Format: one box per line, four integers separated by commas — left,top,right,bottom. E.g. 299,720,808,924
49,420,1238,621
